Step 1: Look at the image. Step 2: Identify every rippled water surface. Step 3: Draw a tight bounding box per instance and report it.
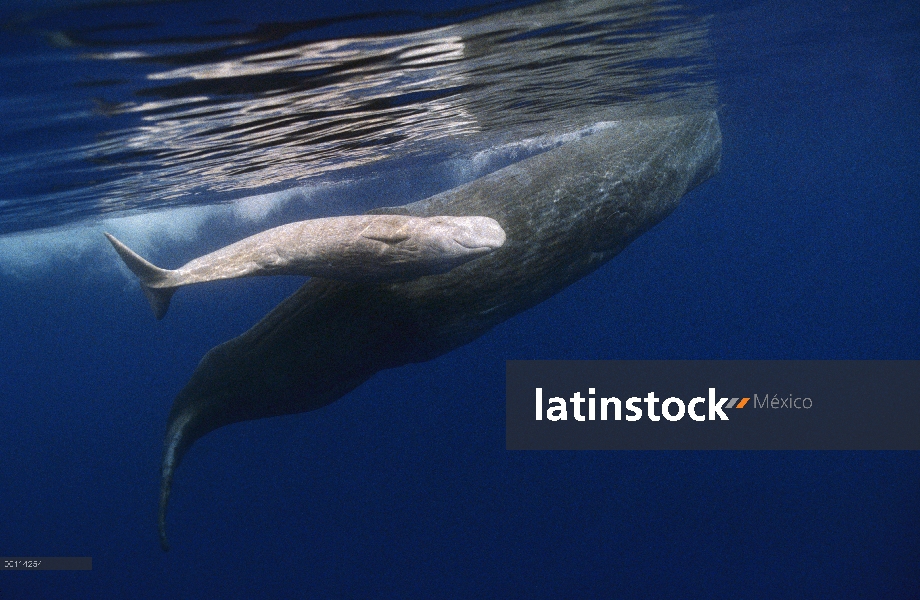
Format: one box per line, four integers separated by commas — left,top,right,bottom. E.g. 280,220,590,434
0,0,718,233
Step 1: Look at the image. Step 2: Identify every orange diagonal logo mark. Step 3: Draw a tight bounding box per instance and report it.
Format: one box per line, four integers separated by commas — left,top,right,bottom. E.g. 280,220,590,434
735,397,750,409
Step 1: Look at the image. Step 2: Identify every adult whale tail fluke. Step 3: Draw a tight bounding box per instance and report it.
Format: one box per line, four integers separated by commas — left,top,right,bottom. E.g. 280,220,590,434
157,409,190,552
104,233,177,320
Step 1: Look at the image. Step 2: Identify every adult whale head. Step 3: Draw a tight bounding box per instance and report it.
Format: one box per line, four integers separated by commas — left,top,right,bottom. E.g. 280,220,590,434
105,214,505,319
155,112,721,550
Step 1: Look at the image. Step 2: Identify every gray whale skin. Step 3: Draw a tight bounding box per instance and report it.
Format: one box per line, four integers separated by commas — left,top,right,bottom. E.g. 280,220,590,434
106,215,506,319
157,112,722,550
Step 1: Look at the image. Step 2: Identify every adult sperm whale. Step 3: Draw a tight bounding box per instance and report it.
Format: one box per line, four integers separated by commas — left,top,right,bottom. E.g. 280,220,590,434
105,215,506,319
156,112,722,550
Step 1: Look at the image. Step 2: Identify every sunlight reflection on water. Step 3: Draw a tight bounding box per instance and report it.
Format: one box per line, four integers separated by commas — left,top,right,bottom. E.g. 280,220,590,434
0,0,715,232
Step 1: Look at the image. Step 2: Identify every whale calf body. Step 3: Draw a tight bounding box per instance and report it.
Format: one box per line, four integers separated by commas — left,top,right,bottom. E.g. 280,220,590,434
155,113,722,550
106,215,505,319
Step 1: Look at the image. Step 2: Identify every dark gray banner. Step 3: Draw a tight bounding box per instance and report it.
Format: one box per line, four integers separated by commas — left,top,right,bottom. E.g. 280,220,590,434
1,557,92,570
506,361,920,450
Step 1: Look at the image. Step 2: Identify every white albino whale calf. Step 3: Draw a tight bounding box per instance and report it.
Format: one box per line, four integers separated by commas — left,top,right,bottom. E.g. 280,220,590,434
105,214,506,319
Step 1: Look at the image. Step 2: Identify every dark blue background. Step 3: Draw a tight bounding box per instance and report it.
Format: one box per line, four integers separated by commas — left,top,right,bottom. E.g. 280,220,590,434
1,0,918,597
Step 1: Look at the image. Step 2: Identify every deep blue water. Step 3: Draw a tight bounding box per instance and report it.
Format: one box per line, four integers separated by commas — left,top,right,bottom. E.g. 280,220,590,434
1,0,919,598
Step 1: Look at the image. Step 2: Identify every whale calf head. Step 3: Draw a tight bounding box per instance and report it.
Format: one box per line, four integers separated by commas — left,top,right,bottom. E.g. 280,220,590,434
424,216,506,257
358,215,506,278
411,216,506,275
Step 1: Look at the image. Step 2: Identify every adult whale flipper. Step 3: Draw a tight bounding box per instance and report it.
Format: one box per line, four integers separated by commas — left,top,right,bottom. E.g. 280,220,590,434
105,215,506,319
156,112,722,550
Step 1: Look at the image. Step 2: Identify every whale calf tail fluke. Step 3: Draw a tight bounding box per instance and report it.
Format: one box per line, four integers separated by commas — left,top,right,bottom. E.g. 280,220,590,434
104,233,177,320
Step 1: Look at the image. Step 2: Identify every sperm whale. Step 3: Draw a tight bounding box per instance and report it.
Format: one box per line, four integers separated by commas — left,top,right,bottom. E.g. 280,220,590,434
105,215,506,319
153,112,721,550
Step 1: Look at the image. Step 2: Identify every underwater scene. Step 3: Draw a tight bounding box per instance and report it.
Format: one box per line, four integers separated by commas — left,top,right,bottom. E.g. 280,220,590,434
0,0,918,597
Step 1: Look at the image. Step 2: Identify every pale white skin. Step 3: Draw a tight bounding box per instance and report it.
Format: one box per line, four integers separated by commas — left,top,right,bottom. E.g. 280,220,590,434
167,214,506,284
105,214,506,318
